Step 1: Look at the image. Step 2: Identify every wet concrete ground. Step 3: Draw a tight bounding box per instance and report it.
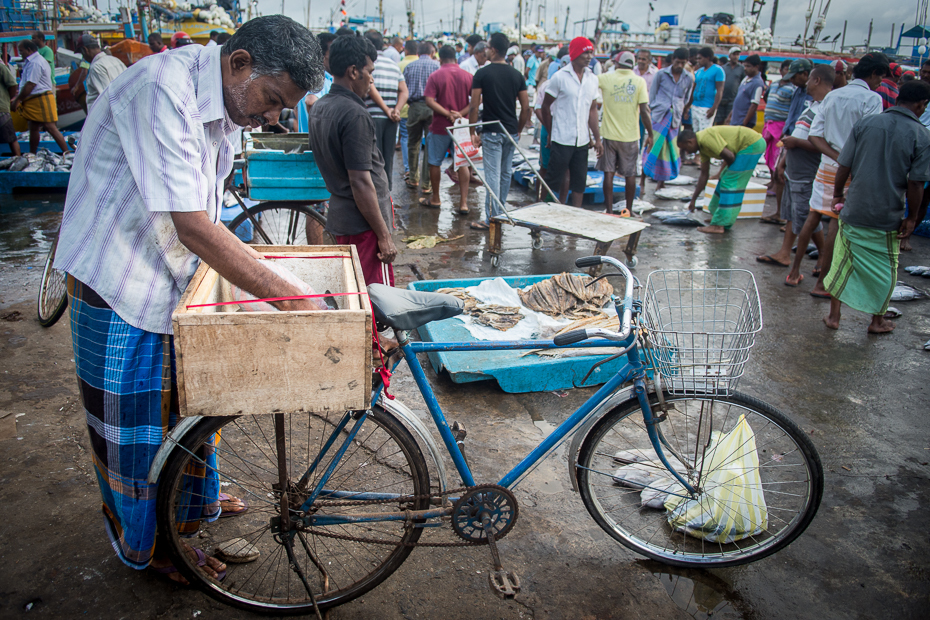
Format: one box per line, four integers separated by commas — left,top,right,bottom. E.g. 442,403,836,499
0,143,928,619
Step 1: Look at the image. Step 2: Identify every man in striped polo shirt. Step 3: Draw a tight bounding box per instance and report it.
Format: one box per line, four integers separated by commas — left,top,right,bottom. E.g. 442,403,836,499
364,30,407,189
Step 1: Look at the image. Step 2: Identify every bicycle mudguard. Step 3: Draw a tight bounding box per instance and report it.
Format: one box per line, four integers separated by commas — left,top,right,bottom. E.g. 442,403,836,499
566,385,639,493
147,416,203,484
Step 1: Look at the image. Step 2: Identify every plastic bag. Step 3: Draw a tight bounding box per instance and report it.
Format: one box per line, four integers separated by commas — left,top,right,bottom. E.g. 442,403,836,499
665,415,768,544
225,260,331,312
452,118,481,170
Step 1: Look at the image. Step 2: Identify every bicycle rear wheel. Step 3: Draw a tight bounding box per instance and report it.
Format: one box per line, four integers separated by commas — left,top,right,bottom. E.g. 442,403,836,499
227,202,335,246
577,391,822,568
37,235,68,327
156,406,430,615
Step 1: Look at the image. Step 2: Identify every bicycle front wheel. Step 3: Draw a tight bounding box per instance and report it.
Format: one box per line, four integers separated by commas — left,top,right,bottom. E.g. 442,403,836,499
156,406,430,615
577,391,822,568
37,235,68,327
227,202,336,246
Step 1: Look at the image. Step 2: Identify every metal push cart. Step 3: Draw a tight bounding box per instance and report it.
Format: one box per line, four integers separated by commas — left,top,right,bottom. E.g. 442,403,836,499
447,121,648,271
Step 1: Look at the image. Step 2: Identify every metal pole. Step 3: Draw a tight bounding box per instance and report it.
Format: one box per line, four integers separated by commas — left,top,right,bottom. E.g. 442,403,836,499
769,0,778,34
518,0,523,52
890,23,895,48
841,19,846,50
866,18,872,50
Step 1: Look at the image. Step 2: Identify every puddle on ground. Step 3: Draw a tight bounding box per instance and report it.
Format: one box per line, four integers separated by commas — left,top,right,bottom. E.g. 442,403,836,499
0,194,66,263
639,561,750,620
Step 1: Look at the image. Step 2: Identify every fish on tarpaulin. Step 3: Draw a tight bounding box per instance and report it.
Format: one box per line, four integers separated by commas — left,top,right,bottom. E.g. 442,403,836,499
518,272,613,319
435,288,525,331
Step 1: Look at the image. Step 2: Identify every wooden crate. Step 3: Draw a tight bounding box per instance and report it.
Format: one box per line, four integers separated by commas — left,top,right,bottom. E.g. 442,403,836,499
172,245,372,417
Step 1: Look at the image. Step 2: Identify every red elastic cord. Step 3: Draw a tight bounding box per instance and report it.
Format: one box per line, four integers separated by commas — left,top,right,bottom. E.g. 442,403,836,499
261,255,349,260
185,291,365,309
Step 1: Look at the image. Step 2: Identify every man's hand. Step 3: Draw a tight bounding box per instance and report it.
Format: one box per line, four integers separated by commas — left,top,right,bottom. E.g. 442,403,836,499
644,133,654,151
377,235,397,263
594,139,604,158
898,218,916,239
449,110,462,121
688,198,697,212
830,195,844,213
706,107,716,119
390,108,401,122
471,131,481,148
10,97,19,111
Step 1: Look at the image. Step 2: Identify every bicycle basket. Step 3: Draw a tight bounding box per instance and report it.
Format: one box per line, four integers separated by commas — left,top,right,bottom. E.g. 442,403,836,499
641,269,762,395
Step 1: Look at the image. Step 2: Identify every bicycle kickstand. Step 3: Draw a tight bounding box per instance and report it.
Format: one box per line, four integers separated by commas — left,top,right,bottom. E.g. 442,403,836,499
481,514,521,598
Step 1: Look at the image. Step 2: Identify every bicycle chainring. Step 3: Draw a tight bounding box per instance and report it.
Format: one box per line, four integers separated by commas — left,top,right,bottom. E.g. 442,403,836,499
451,484,519,544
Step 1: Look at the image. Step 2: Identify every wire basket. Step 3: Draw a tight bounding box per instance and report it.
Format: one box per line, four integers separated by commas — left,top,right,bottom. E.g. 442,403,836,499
641,269,763,395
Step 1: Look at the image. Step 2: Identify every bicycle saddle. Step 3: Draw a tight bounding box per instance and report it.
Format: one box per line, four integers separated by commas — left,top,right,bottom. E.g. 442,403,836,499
367,284,464,331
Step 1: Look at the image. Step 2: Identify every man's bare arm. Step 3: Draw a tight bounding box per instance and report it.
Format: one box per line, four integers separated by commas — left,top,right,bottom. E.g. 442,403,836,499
347,168,397,263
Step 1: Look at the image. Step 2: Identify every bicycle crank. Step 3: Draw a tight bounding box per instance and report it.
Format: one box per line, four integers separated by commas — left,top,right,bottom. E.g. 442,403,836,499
451,485,521,599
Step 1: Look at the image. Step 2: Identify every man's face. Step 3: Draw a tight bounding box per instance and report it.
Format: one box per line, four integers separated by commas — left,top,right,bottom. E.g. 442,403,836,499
729,51,740,64
671,57,686,74
573,50,593,70
223,50,308,128
915,99,929,118
148,38,161,54
790,71,809,88
31,33,43,47
920,64,930,83
697,55,711,69
347,56,375,99
474,49,487,64
18,43,33,59
636,52,650,71
680,138,698,154
743,62,758,78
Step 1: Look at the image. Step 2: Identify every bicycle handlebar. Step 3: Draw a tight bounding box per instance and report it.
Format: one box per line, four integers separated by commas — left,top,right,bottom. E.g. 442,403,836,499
553,256,636,347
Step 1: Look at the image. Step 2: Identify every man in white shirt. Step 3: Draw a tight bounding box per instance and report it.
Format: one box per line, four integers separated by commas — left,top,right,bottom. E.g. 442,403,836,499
205,29,221,47
804,52,886,299
53,15,325,582
460,41,489,75
541,37,600,207
78,35,126,111
9,39,69,153
383,36,403,63
508,46,525,76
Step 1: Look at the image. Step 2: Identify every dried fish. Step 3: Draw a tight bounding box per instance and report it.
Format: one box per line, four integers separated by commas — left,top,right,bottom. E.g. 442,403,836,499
435,287,524,331
473,312,523,331
519,273,614,318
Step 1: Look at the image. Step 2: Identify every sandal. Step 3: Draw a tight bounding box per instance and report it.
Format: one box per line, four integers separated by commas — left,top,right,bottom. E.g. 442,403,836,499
759,216,786,225
151,548,226,584
469,221,490,230
756,255,789,267
455,206,469,215
218,493,248,517
418,197,441,208
405,179,418,189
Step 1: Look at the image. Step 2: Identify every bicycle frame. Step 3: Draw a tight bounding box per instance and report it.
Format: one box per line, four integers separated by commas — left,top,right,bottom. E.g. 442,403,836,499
297,316,698,527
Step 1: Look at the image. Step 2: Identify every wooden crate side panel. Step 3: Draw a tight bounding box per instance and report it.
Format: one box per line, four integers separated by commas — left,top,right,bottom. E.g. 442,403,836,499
177,313,371,416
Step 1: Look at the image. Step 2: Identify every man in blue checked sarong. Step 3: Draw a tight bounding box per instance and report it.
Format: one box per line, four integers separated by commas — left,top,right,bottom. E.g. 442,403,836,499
53,16,326,583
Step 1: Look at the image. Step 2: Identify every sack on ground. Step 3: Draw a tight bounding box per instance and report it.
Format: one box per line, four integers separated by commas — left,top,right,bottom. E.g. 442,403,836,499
664,415,768,543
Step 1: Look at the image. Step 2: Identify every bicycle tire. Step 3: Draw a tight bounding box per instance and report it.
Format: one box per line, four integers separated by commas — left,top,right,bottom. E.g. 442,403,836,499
36,235,68,327
227,202,336,246
577,391,822,568
156,406,430,615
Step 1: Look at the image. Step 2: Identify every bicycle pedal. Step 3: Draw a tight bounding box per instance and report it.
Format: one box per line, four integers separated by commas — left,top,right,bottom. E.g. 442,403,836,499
489,569,521,598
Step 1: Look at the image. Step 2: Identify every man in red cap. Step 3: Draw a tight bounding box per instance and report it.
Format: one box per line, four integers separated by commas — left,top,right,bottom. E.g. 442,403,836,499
171,31,194,49
540,36,600,207
877,63,900,110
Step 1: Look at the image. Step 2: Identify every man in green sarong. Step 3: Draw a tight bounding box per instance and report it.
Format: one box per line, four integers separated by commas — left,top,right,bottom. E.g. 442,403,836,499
678,125,766,234
823,79,930,333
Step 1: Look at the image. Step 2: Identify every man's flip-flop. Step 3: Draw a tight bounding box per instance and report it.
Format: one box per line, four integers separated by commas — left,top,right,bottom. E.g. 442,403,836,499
810,291,831,299
469,221,490,230
152,548,226,582
455,207,469,216
759,217,785,225
405,180,418,189
756,255,789,267
218,493,248,517
812,267,821,277
418,197,441,209
785,274,804,287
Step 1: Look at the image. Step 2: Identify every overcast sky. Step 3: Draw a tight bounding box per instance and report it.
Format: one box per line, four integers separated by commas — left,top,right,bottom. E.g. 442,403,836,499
254,0,924,52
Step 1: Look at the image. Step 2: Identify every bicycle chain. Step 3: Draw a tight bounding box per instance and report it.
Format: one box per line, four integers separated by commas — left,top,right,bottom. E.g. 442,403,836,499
297,486,483,548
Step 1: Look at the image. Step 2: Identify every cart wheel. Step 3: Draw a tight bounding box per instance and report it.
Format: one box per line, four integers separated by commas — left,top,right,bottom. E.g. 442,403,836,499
627,256,638,268
490,255,501,268
531,236,543,250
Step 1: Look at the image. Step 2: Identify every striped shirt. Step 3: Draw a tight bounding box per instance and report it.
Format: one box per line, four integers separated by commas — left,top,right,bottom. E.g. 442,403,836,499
403,55,439,101
20,51,54,95
763,80,797,123
876,78,899,110
54,44,238,335
366,52,404,120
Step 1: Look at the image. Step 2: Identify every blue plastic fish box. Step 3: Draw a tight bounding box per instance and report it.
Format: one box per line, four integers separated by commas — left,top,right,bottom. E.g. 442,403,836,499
408,274,631,393
243,133,330,202
0,170,69,193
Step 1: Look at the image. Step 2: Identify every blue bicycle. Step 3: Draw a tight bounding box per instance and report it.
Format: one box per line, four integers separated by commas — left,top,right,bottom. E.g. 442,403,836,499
152,256,823,616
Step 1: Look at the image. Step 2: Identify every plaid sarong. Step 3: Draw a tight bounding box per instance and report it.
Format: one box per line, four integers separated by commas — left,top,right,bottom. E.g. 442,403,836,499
707,137,766,228
67,277,219,569
19,90,57,123
643,112,681,182
824,220,899,315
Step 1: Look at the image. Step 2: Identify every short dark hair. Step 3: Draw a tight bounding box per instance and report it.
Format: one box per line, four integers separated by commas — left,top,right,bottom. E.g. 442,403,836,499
216,33,232,45
672,47,688,61
897,79,930,103
364,30,384,51
149,33,163,45
698,46,715,59
335,26,355,37
221,15,324,92
743,54,762,67
689,47,700,56
328,34,377,78
19,39,38,53
489,32,509,57
556,45,569,59
677,128,696,145
853,52,890,79
465,34,482,47
416,41,432,56
636,49,651,58
438,44,456,61
809,64,835,85
318,32,336,55
781,59,792,70
922,58,930,68
404,39,418,55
